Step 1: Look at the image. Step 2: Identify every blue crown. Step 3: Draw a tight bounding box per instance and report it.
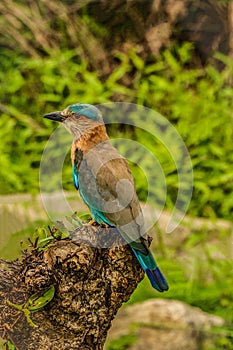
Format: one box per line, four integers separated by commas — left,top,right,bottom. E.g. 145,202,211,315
69,103,102,122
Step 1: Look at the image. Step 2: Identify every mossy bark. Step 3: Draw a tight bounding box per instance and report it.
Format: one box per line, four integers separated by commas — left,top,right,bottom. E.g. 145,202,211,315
0,224,144,350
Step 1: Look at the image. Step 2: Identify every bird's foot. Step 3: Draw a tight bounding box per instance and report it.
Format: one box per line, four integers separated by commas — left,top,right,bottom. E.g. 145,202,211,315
86,219,98,226
99,222,110,229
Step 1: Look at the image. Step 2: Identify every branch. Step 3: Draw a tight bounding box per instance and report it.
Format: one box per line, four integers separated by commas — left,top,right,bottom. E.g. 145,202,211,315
0,224,144,350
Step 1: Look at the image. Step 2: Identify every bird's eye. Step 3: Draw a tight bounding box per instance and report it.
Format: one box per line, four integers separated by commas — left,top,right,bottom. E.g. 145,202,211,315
69,112,77,117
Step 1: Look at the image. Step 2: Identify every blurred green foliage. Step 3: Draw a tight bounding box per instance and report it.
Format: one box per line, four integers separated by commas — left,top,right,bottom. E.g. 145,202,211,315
107,334,137,350
0,43,232,220
126,225,233,350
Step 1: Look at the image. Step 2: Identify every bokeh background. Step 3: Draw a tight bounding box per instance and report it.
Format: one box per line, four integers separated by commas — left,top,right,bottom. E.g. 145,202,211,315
0,1,232,349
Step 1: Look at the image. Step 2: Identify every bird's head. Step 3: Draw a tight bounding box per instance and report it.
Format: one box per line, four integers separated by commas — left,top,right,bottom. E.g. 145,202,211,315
44,103,103,138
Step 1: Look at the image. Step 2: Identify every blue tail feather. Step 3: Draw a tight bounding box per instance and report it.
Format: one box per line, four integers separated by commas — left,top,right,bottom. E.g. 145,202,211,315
145,267,169,292
87,210,169,292
131,247,169,292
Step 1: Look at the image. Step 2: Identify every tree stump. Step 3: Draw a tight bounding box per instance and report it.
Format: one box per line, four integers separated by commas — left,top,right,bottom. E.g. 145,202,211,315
0,224,144,350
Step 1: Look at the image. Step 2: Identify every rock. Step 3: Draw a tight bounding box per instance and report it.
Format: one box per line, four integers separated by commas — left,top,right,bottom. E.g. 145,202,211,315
105,299,224,350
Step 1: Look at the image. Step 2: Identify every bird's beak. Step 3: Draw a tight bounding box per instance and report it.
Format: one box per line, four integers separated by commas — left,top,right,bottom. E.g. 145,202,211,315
43,111,65,122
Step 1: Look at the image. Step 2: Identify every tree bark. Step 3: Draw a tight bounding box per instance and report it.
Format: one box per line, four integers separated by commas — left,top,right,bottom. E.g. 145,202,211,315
0,224,144,350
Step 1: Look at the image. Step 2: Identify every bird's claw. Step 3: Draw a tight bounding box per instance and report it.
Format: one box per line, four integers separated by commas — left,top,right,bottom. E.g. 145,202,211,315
86,219,98,226
99,222,110,229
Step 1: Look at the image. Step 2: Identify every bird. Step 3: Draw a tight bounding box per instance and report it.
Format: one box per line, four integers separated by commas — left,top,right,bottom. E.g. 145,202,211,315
44,103,169,292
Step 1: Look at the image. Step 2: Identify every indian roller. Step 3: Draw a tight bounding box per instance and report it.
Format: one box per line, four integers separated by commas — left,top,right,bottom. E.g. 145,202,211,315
44,103,169,292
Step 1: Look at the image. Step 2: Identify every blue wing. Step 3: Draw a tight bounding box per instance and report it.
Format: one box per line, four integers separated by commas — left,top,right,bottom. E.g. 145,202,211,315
72,165,79,190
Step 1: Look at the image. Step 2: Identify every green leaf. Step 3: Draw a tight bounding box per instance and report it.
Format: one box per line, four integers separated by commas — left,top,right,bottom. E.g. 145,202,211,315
26,285,55,312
